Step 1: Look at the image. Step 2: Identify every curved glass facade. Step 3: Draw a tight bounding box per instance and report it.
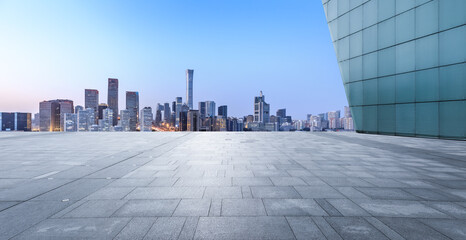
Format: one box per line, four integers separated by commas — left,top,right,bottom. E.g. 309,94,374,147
322,0,465,139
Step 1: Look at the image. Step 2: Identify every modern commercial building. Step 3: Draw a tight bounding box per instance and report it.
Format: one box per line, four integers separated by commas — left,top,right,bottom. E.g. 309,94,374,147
198,102,206,120
163,103,171,123
107,78,119,126
186,69,194,110
205,101,216,118
120,109,130,131
0,112,31,131
98,104,108,120
218,105,227,118
175,97,182,127
63,113,77,132
254,91,270,123
187,110,200,131
84,89,99,124
276,109,286,118
39,99,74,132
322,0,465,139
155,104,163,126
77,108,94,131
102,108,113,132
126,91,139,131
140,107,153,132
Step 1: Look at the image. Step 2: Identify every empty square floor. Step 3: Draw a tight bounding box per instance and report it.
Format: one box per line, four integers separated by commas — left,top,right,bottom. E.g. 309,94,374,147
0,132,465,239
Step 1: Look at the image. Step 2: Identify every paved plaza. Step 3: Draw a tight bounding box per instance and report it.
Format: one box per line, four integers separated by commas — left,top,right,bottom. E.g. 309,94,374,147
0,132,465,239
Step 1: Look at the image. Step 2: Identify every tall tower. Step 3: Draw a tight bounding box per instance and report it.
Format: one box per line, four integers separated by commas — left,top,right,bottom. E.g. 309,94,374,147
126,91,139,131
186,69,194,110
107,78,119,126
84,89,99,124
254,91,270,124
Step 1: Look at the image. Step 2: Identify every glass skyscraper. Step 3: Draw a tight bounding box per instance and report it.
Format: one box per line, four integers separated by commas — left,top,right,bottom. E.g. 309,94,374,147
107,78,119,126
126,91,139,131
186,69,194,110
322,0,465,139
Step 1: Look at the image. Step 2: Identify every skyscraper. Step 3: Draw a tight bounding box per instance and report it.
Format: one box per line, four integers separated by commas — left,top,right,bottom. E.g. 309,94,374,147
107,78,118,126
175,97,182,127
120,109,130,131
276,109,286,118
140,107,153,132
322,0,465,139
155,104,163,126
126,91,139,131
206,101,216,117
198,102,206,120
187,110,200,131
254,91,270,123
84,89,99,124
186,69,194,110
102,108,113,131
218,105,227,119
98,103,108,120
39,99,73,132
164,103,171,123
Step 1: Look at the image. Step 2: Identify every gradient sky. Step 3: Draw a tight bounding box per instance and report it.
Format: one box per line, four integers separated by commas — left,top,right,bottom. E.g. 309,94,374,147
0,0,346,119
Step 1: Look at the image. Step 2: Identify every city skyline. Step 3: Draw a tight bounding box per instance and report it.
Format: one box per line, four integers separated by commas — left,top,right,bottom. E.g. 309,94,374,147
0,0,346,118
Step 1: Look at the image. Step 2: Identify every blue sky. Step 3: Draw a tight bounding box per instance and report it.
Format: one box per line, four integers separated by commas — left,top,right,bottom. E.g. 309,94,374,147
0,0,346,119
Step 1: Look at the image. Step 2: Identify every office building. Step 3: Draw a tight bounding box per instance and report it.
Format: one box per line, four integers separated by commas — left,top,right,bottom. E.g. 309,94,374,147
254,91,270,123
39,99,73,132
107,78,119,126
77,108,94,131
218,105,227,118
198,102,206,120
140,107,153,132
175,97,182,127
164,103,171,122
186,69,194,109
179,111,188,131
322,0,465,139
102,108,113,131
126,91,139,131
206,101,216,117
155,104,163,126
84,89,99,124
98,104,108,120
276,109,286,118
187,110,200,131
63,113,77,132
0,112,31,131
120,109,130,131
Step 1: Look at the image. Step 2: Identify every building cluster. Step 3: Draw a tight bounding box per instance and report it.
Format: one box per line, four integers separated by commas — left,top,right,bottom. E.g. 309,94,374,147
3,68,354,132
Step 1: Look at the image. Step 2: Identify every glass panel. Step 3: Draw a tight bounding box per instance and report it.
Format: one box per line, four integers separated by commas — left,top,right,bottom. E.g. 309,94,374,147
338,0,350,15
378,47,395,77
329,20,338,41
338,37,349,61
396,103,415,135
350,6,363,34
338,13,350,39
439,26,465,66
349,81,363,106
378,76,396,104
378,17,395,49
363,0,377,28
378,104,396,134
339,60,350,83
439,0,466,31
439,64,465,101
416,102,439,137
363,25,377,54
350,31,363,58
396,72,415,103
396,9,415,44
416,34,439,70
352,106,363,131
378,0,395,22
362,106,377,132
416,68,439,102
349,56,363,82
439,101,466,139
396,0,415,14
363,79,378,105
396,41,415,74
363,52,378,79
350,0,364,10
416,0,439,38
327,0,338,21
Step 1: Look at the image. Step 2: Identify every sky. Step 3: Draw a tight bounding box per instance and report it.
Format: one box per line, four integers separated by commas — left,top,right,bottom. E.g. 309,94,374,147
0,0,347,119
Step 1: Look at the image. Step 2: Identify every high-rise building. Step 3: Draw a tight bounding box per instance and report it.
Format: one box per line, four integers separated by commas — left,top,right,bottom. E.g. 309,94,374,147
120,109,130,131
276,109,286,118
155,104,163,127
218,105,227,119
126,91,139,131
175,97,182,127
254,91,270,123
179,111,188,131
140,107,153,132
39,99,73,132
323,0,465,139
107,78,119,126
187,110,200,131
84,89,99,124
0,112,31,131
186,69,194,109
32,113,40,130
77,108,94,131
198,102,206,120
75,105,83,113
102,108,113,131
164,103,171,122
98,104,108,120
206,101,216,117
63,113,77,132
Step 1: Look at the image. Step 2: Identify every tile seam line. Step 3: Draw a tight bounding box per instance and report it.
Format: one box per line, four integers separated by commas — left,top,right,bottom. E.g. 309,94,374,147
4,133,193,239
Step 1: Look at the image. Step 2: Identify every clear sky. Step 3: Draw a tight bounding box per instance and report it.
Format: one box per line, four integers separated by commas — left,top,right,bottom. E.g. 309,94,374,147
0,0,347,119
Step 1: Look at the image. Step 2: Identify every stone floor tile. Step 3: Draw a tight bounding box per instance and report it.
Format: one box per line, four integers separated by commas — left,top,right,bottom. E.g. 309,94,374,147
221,199,266,216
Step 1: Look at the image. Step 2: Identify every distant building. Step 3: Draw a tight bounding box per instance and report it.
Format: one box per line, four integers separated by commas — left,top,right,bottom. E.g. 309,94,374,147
140,107,153,132
198,102,206,120
218,105,227,119
186,69,194,109
75,105,83,113
0,112,31,131
276,109,286,118
216,117,227,131
126,91,139,131
179,111,188,131
107,78,119,126
175,97,182,127
39,99,74,132
102,108,113,131
85,89,99,124
77,108,95,131
254,91,270,123
120,109,130,131
98,103,108,120
164,103,171,123
206,101,216,117
155,104,163,127
32,113,40,130
63,113,77,132
187,110,200,131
